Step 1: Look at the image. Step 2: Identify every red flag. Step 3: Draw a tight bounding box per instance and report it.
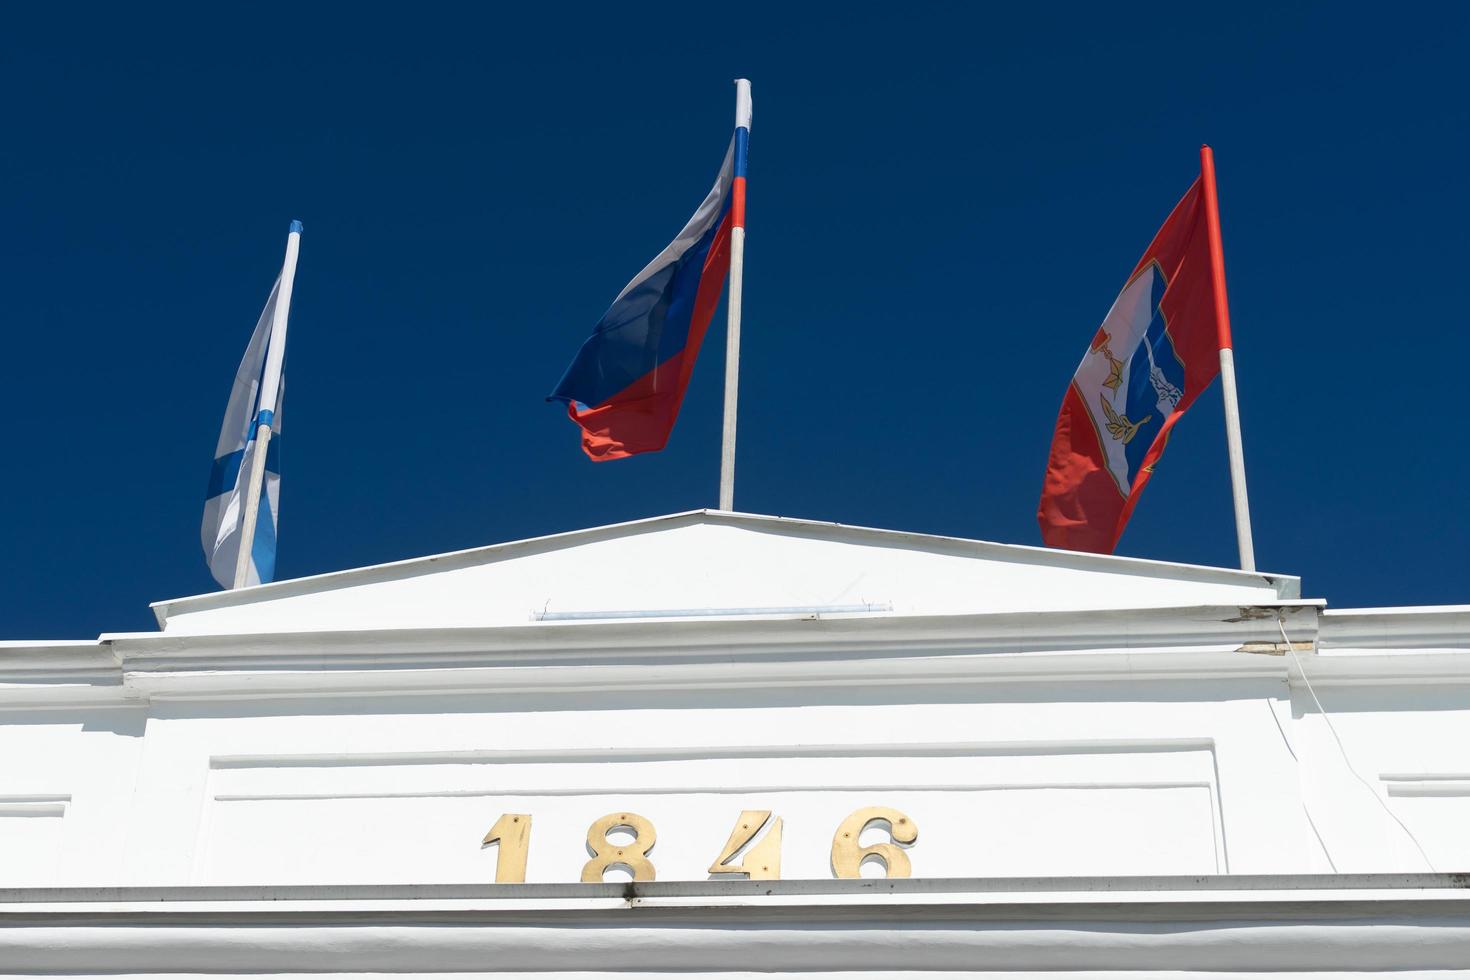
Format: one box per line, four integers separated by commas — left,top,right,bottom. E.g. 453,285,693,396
1038,153,1232,553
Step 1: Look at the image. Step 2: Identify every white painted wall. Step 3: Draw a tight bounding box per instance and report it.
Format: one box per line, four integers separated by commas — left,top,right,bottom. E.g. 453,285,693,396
2,668,1465,888
0,708,144,886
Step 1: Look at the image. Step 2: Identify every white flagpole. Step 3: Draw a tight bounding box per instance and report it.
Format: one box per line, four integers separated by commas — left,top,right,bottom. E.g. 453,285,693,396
719,79,752,512
232,220,302,590
1199,146,1256,572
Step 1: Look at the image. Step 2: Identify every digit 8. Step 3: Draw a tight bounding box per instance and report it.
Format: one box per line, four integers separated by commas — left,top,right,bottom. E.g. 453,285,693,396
580,811,657,882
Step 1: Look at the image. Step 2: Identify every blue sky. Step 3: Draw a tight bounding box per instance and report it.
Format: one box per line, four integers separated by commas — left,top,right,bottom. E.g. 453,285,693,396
4,3,1466,638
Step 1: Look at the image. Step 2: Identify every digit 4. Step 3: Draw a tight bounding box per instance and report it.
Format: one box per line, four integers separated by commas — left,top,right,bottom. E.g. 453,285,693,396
708,809,783,880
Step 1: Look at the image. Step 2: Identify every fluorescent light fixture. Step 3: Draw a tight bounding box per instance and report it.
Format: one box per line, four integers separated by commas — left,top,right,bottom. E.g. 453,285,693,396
533,603,892,622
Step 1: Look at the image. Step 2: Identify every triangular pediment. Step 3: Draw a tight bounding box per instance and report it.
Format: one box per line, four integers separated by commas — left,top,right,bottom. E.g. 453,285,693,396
151,511,1297,636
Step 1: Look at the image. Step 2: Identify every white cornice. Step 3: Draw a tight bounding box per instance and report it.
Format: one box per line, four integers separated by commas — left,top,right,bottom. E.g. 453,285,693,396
0,875,1467,973
1321,605,1470,653
11,601,1470,706
6,871,1466,904
0,641,136,708
101,602,1326,701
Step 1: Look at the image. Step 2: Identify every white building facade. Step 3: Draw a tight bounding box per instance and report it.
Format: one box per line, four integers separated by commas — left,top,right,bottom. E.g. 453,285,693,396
2,510,1468,977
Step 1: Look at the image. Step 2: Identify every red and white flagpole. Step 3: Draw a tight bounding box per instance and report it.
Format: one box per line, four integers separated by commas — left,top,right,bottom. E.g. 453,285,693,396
1199,145,1256,572
719,79,752,512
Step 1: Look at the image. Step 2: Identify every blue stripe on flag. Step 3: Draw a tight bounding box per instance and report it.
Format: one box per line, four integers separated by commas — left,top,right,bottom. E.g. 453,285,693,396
205,436,281,502
551,195,732,408
207,449,245,500
734,127,750,178
250,482,277,583
655,196,731,364
1120,275,1186,483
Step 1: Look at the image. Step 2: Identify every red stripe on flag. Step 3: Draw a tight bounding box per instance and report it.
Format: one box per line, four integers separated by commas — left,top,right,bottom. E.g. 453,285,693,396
1037,383,1126,553
731,176,747,229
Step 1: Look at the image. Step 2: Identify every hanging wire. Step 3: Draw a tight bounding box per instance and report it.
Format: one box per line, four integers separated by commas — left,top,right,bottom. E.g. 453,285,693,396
1279,616,1437,873
1262,690,1339,872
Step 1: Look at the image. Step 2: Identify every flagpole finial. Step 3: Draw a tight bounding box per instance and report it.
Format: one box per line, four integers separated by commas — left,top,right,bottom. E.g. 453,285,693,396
289,219,304,234
733,79,752,130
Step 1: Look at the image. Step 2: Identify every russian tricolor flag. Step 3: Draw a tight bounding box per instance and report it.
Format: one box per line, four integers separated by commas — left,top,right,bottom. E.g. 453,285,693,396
550,82,751,460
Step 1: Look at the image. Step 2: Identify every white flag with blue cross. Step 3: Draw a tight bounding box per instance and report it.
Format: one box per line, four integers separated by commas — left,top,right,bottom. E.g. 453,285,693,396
201,221,299,588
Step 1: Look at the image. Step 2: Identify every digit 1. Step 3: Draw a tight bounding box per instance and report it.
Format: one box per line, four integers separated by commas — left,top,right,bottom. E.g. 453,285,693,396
481,813,532,882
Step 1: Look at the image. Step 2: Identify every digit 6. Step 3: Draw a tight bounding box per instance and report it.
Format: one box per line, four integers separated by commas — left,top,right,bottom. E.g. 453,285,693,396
830,806,917,878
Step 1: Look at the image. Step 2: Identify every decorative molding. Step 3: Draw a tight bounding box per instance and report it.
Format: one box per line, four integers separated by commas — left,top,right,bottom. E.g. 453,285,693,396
1381,773,1470,797
210,736,1219,769
214,780,1215,802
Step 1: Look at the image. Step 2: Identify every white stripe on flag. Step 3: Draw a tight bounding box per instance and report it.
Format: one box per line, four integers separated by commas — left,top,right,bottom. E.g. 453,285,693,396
611,139,735,304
